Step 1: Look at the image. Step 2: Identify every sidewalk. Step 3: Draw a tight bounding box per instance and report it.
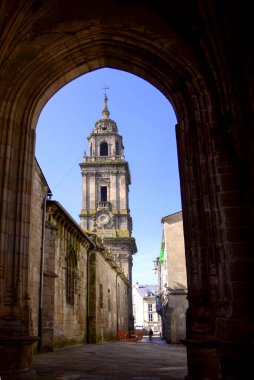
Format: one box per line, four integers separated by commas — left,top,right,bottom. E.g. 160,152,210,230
33,339,187,380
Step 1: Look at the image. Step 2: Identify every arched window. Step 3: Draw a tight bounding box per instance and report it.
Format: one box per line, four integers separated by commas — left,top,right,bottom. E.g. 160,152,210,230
65,248,77,306
100,142,108,156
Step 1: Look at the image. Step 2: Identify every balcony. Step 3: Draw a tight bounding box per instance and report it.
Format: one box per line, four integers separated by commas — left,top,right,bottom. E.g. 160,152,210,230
97,201,111,211
83,155,124,163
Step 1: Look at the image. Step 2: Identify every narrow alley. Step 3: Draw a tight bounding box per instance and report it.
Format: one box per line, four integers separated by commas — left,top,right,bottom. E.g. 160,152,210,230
33,338,187,380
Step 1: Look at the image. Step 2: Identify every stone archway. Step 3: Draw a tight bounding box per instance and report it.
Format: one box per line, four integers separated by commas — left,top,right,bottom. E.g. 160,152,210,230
0,1,253,379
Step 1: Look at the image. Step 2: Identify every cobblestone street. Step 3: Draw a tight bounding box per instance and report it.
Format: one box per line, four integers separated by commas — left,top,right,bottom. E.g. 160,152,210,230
33,338,187,380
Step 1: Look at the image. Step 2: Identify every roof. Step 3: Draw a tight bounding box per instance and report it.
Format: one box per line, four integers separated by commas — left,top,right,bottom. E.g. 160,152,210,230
135,284,159,298
46,200,96,248
161,210,182,224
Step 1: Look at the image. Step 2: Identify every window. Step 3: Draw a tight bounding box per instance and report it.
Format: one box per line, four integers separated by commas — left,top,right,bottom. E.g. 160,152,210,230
100,284,103,308
101,186,107,201
115,141,119,155
100,142,108,156
148,303,153,312
65,248,77,306
148,313,153,322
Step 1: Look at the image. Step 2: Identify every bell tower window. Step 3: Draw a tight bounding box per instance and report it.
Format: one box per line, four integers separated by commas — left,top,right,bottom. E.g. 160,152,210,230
116,141,119,155
100,142,108,156
101,186,107,202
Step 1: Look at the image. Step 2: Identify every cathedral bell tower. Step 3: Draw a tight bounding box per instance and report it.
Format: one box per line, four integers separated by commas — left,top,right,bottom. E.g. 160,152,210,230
79,91,137,283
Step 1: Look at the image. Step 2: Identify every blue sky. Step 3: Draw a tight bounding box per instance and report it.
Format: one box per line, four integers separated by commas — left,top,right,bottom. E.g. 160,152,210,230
35,68,181,285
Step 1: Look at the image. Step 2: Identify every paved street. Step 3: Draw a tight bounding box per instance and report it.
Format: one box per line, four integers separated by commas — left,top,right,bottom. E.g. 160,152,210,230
33,337,188,380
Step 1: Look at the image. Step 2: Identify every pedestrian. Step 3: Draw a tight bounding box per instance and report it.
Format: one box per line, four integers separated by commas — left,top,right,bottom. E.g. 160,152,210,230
149,328,153,341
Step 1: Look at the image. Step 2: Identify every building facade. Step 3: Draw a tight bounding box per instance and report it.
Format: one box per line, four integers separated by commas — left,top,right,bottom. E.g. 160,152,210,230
42,200,90,350
132,283,161,334
79,94,137,329
86,232,130,343
29,159,129,351
156,211,188,343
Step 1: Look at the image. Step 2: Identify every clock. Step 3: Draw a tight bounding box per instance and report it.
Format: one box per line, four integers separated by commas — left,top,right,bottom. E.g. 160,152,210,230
94,211,112,228
97,213,110,225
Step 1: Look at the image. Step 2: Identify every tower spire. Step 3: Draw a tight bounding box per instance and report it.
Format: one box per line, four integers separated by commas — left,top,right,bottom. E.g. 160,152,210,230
102,85,110,119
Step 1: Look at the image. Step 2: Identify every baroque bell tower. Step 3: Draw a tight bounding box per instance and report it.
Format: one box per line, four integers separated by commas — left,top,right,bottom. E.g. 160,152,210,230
79,89,137,284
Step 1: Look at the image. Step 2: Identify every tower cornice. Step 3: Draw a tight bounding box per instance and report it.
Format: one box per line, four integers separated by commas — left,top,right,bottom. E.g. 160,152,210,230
80,160,131,185
103,236,137,255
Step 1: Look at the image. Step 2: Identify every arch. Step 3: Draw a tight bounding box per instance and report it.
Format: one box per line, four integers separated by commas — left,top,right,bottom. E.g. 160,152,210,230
100,142,109,156
0,2,252,379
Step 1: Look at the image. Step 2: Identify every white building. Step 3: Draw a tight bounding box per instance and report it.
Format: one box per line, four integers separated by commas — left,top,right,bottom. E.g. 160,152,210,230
156,211,188,343
132,283,161,334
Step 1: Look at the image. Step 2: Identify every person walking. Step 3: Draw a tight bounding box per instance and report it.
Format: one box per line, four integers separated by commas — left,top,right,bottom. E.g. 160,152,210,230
149,328,153,341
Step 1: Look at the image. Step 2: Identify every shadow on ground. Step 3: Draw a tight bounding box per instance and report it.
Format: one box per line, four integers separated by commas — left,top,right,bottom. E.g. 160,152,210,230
33,339,187,380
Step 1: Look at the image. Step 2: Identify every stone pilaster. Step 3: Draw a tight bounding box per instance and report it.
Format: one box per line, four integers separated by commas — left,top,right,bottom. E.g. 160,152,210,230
0,126,37,378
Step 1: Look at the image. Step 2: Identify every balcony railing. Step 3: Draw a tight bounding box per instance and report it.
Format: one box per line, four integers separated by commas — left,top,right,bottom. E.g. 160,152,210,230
83,155,124,163
97,201,111,210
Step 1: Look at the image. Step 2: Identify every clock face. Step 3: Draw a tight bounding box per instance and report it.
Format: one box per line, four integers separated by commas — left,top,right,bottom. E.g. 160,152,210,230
95,212,112,228
98,213,110,225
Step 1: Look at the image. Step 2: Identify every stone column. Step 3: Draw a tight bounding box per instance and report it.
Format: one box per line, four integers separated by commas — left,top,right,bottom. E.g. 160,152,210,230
0,122,37,378
176,105,253,379
89,172,96,212
82,172,88,211
80,171,89,230
110,170,117,211
119,171,127,211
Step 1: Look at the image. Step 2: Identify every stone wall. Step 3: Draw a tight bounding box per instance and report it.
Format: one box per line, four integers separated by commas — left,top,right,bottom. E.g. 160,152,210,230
42,206,89,351
88,238,129,343
29,160,130,351
160,212,188,343
43,202,130,349
163,212,187,290
28,159,50,341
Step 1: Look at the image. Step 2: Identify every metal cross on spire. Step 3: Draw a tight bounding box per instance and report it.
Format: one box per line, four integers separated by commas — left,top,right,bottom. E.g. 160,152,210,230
103,84,109,97
102,85,110,119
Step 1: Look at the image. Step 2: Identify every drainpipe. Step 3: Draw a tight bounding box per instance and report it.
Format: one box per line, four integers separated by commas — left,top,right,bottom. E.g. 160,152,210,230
37,189,52,353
